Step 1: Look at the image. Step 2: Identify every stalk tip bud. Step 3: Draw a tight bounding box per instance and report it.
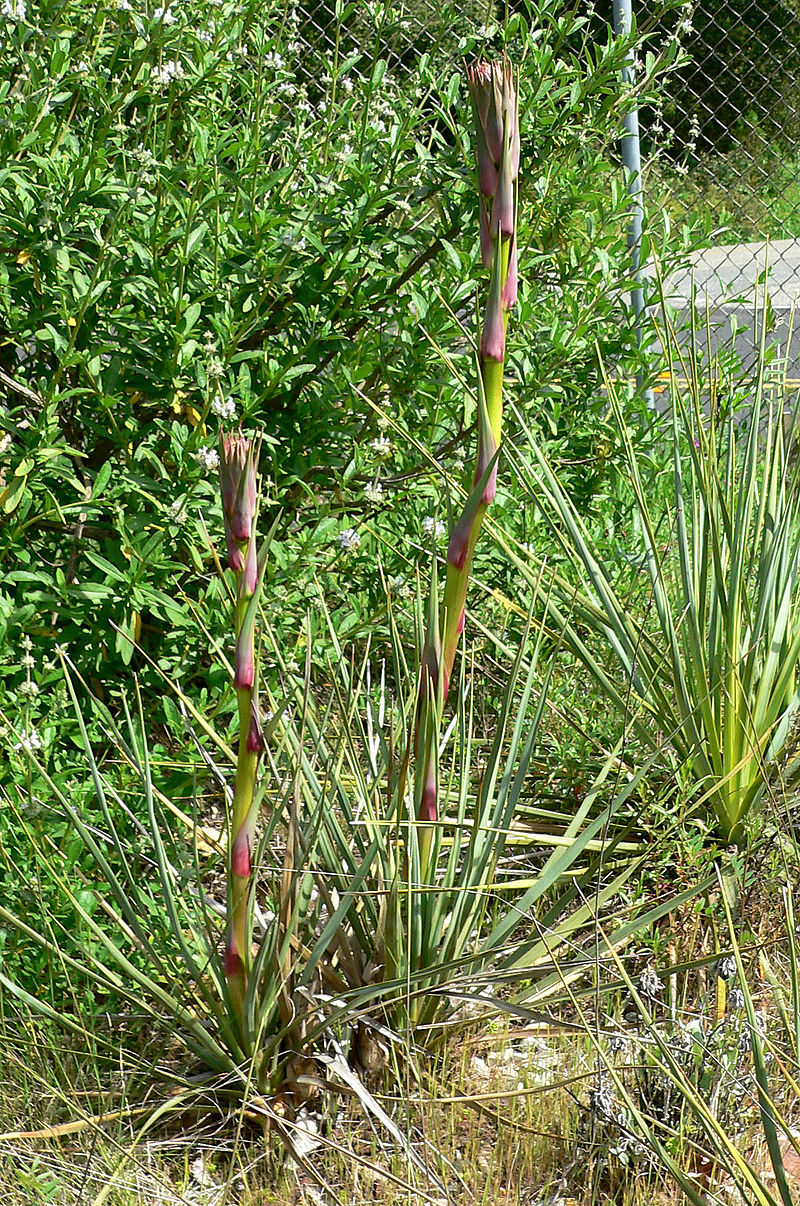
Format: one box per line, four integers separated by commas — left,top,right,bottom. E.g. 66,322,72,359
219,431,260,569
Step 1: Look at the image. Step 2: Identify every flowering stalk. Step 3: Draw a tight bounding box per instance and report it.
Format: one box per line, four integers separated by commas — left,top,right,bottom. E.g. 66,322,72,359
414,60,519,848
441,59,518,696
219,432,264,1037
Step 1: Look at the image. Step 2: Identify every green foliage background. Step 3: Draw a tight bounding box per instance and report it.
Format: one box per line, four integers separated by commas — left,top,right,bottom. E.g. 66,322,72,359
0,0,682,681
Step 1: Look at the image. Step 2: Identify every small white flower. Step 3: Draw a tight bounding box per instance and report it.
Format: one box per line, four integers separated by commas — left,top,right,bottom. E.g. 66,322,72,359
197,28,212,43
207,356,225,379
1,0,26,20
211,396,236,420
21,634,33,652
277,80,297,98
637,966,665,999
0,433,12,455
389,574,412,599
337,528,361,553
264,51,284,69
339,76,354,94
194,445,219,471
14,727,42,753
370,435,391,458
422,516,445,539
21,653,35,669
153,4,177,22
116,0,132,8
364,483,383,504
18,680,39,698
168,500,188,525
152,59,185,85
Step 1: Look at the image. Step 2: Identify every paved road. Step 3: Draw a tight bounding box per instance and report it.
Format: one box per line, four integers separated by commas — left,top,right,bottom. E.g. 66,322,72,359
661,237,800,380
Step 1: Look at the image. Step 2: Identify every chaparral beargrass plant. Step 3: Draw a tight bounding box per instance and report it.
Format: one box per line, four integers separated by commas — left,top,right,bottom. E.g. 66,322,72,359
250,61,700,1052
0,438,336,1117
508,296,800,845
259,576,692,1050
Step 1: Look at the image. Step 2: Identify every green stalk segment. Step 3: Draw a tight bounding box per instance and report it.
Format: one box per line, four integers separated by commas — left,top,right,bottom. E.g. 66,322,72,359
441,235,510,696
414,59,519,836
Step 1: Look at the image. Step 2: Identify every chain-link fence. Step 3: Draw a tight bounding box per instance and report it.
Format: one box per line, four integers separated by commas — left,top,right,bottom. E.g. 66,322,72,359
648,0,800,240
613,0,800,382
645,0,800,331
286,0,800,267
257,0,800,385
280,0,490,88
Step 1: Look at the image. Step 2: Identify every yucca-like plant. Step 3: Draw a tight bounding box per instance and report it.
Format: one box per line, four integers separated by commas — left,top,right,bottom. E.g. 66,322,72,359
0,672,306,1096
259,584,660,1041
0,432,329,1110
508,306,800,844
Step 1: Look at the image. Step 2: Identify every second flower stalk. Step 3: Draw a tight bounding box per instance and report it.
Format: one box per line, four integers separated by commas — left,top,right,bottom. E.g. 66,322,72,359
219,432,265,1036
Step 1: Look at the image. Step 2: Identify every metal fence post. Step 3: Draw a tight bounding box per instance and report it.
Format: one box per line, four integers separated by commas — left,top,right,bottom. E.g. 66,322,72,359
611,0,655,410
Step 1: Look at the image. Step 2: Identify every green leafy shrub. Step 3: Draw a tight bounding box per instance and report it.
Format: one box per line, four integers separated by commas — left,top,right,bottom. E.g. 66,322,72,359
0,0,695,807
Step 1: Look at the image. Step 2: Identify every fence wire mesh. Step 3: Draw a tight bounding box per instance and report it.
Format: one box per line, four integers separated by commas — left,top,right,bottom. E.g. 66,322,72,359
644,0,800,294
286,0,800,281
